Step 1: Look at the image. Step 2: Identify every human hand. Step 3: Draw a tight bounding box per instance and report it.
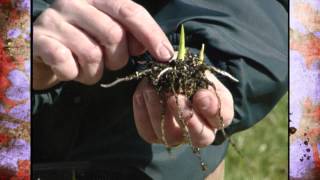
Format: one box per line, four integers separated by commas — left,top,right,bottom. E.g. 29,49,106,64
33,0,174,89
133,71,234,147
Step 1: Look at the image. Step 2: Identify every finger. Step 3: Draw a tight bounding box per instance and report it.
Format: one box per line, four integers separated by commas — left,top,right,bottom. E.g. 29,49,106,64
144,92,184,146
166,95,194,122
205,71,235,127
167,95,215,147
187,113,216,147
137,82,184,146
89,0,174,61
128,33,147,56
162,110,184,146
35,8,104,84
62,24,104,84
133,90,159,144
33,32,78,81
103,32,129,71
142,82,163,140
53,1,129,70
192,89,221,129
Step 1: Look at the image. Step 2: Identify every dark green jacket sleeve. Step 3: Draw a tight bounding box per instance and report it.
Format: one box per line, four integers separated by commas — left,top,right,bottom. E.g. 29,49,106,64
153,0,288,143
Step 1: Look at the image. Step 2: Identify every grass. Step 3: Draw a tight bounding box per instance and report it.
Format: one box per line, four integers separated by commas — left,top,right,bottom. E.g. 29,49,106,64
225,94,288,180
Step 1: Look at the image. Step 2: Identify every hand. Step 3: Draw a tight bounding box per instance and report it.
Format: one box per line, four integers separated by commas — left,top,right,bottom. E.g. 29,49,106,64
33,0,174,89
133,71,234,147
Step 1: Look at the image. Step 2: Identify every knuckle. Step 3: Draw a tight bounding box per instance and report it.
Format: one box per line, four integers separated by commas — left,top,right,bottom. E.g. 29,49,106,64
52,0,75,11
118,1,145,18
52,47,70,63
46,45,70,65
105,26,125,45
83,46,102,63
36,8,58,26
53,46,69,58
52,0,82,20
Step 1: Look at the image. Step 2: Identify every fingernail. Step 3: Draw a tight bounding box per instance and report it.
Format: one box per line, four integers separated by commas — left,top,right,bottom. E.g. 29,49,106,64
159,43,173,60
198,96,211,110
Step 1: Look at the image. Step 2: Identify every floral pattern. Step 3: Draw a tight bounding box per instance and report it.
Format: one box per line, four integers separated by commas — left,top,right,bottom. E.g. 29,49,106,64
290,0,320,179
0,0,30,179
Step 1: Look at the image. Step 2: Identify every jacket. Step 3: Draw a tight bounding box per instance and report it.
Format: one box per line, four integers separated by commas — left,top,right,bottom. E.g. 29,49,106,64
32,0,288,179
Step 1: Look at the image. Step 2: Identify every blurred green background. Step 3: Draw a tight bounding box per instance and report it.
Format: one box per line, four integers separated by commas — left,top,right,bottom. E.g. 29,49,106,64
225,94,288,180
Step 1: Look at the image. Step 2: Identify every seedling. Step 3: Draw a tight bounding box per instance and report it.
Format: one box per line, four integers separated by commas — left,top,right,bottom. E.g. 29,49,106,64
101,25,239,173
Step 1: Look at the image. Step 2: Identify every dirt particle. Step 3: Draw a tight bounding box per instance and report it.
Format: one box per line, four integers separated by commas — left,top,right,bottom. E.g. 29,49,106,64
290,127,297,135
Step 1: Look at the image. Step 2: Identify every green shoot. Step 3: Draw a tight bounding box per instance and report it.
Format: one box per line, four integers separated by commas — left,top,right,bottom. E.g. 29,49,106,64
178,24,186,61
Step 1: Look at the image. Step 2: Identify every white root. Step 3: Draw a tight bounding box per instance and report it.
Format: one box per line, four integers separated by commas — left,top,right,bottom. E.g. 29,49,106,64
157,67,173,80
101,69,152,88
209,66,239,82
101,78,130,88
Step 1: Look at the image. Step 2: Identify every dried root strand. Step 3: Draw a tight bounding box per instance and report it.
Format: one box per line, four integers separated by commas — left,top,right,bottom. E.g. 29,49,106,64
206,79,250,174
170,77,208,173
158,92,172,154
160,111,170,152
100,69,152,88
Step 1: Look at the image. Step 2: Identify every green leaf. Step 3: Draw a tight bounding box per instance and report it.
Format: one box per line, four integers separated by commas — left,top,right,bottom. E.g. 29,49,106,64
178,24,185,61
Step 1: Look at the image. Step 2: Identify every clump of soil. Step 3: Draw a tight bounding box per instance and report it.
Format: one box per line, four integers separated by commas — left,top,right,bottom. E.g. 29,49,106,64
101,25,238,173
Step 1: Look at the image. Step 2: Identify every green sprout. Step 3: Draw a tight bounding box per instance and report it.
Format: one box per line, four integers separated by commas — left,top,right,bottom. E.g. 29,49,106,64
177,24,186,61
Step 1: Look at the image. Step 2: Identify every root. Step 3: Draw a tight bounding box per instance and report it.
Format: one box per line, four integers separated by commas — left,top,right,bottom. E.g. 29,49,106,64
154,67,173,85
171,76,208,173
207,79,253,177
100,78,130,88
209,66,239,82
157,67,173,80
208,79,244,156
100,69,152,88
159,97,171,154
